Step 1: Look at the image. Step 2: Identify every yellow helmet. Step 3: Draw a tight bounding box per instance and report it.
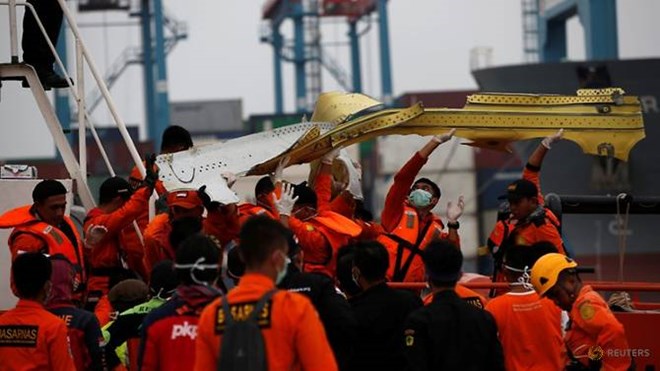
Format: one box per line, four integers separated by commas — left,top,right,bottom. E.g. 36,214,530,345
530,253,578,296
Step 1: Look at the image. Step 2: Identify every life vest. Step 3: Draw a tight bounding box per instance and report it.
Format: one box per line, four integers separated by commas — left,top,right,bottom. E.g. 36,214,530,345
377,206,448,283
303,211,361,277
0,205,86,292
238,203,276,225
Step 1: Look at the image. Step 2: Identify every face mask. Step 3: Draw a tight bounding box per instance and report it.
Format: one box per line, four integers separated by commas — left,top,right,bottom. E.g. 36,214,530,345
408,189,433,208
275,252,291,285
175,257,221,293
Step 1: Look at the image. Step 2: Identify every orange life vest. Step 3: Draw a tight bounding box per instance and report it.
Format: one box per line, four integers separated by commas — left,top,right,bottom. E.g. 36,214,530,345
303,211,361,277
0,205,86,292
377,206,448,283
238,203,276,225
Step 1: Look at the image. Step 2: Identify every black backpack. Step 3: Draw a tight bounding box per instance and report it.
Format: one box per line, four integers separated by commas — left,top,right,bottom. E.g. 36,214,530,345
218,289,278,371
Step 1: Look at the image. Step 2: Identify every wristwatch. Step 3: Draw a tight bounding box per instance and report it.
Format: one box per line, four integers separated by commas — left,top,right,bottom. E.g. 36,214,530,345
447,221,460,230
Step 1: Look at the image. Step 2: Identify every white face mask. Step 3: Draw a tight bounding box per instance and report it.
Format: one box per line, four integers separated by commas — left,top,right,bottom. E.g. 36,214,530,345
174,257,220,287
275,251,291,285
408,189,433,208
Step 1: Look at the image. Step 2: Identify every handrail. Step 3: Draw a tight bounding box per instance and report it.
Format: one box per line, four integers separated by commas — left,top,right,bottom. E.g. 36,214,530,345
55,0,146,178
388,281,660,293
2,0,145,193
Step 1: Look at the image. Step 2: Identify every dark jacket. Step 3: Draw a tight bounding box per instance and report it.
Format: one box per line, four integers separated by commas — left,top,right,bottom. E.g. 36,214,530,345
403,289,504,371
279,267,357,370
349,282,422,371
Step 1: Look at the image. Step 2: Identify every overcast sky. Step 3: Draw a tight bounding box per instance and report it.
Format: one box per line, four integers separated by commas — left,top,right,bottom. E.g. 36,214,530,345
1,0,660,159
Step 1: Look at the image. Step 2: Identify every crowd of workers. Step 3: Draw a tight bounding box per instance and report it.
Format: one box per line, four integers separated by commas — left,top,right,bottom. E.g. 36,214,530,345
0,125,634,370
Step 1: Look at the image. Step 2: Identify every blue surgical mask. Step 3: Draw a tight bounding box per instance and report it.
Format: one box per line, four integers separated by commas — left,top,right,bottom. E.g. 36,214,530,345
275,252,291,285
408,189,433,208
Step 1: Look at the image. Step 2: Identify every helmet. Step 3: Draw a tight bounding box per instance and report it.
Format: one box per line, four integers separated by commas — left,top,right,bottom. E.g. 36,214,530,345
530,253,578,296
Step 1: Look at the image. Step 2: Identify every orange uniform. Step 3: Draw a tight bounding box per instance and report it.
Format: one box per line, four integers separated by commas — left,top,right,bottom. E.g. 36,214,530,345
0,206,86,296
194,273,338,371
287,172,361,277
84,187,151,299
485,291,564,370
423,284,488,309
94,295,114,327
118,209,149,280
488,165,566,289
378,152,459,283
327,189,384,240
0,299,75,371
238,201,278,225
506,165,565,253
143,208,238,274
565,285,631,370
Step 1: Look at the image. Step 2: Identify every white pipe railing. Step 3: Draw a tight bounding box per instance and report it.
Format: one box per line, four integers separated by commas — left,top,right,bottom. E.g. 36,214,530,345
2,0,147,188
7,0,18,62
76,40,87,184
55,0,147,178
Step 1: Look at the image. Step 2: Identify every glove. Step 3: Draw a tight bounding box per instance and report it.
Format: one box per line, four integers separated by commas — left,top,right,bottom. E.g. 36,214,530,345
541,128,564,149
83,225,108,249
321,148,340,165
221,172,237,188
144,154,159,190
274,183,298,216
432,128,456,144
272,156,290,184
446,195,465,223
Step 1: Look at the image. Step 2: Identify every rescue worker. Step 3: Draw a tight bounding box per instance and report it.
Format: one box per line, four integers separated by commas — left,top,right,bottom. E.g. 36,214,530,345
531,253,633,370
238,176,279,224
143,187,239,275
489,129,566,289
47,255,105,371
139,234,222,371
103,261,178,370
84,172,155,310
106,279,149,323
275,151,361,277
403,239,504,370
0,179,86,302
277,230,357,371
377,129,466,282
194,216,337,371
0,252,76,370
349,240,422,371
485,243,564,371
311,150,384,240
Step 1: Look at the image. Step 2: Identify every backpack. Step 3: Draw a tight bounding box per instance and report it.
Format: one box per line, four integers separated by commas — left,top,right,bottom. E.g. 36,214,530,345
218,289,278,371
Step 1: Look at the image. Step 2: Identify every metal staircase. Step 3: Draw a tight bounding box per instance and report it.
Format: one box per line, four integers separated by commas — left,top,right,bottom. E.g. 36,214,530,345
0,0,147,210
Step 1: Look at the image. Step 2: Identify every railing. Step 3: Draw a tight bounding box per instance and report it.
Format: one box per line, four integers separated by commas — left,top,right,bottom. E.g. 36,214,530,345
388,281,660,293
3,0,148,209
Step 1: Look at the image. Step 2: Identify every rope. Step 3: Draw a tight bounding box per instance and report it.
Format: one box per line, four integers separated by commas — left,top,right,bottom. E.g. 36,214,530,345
615,193,631,282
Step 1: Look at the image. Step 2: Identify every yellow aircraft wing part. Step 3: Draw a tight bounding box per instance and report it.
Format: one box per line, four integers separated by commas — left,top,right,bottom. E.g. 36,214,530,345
396,88,644,161
250,88,643,173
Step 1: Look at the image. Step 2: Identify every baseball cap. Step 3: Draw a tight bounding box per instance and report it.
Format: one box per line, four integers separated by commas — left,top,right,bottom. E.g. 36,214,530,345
503,179,538,201
166,190,203,209
99,176,132,204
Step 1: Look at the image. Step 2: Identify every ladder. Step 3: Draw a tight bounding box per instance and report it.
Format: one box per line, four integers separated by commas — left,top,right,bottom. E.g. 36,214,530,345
0,0,147,211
